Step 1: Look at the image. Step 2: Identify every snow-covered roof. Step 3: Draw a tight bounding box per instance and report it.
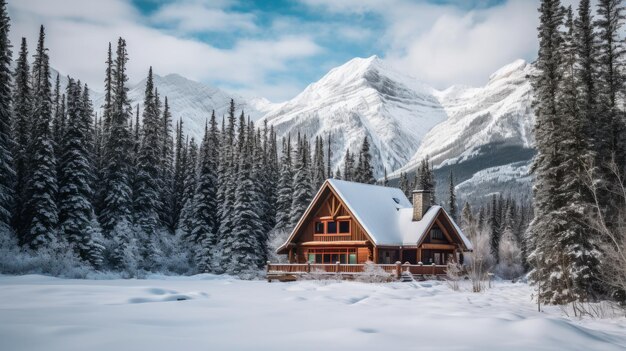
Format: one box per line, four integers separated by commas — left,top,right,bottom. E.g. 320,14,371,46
324,179,472,249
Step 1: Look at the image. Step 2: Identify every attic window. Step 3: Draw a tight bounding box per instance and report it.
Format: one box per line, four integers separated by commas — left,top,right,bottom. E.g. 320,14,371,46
392,197,400,204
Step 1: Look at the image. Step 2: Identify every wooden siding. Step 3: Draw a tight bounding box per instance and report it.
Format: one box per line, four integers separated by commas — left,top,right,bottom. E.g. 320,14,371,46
297,192,369,243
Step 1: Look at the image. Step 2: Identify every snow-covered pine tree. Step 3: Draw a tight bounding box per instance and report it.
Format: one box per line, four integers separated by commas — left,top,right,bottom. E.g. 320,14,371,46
160,97,174,229
313,135,326,189
335,168,342,180
477,206,485,231
274,135,293,231
58,78,103,266
193,116,219,272
133,67,163,236
99,38,134,234
262,123,278,232
22,26,58,248
490,194,501,262
326,132,332,179
528,0,569,305
558,3,602,300
290,133,313,229
355,137,375,184
250,125,269,243
216,101,237,263
448,170,457,221
595,0,626,213
177,136,198,238
251,122,269,265
343,149,354,181
416,157,436,204
51,73,65,164
460,202,475,239
93,43,114,219
595,0,626,171
0,0,12,231
11,37,30,237
399,172,409,198
223,118,264,276
172,119,186,230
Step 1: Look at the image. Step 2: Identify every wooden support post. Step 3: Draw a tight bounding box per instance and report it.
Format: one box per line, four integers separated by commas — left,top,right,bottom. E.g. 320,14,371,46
395,261,402,280
432,263,436,276
336,261,340,273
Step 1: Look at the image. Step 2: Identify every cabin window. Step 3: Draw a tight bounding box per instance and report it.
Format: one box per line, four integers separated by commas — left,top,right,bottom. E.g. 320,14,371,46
431,228,444,241
314,222,324,234
339,221,350,234
327,221,337,234
307,249,356,264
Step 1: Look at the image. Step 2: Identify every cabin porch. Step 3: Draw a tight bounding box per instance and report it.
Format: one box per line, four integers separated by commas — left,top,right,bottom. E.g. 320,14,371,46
266,261,450,282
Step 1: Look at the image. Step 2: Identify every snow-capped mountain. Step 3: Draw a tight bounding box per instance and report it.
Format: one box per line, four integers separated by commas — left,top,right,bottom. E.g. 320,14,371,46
393,59,535,175
85,56,535,203
93,73,266,141
260,56,448,176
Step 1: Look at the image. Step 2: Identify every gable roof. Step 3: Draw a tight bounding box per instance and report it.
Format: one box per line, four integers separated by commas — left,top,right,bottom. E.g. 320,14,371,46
279,179,472,252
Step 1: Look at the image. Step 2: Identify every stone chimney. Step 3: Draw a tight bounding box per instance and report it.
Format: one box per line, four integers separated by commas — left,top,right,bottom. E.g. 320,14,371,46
412,189,431,221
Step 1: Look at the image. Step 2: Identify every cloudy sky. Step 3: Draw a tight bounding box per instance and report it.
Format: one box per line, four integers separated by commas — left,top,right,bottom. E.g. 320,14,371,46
7,0,548,101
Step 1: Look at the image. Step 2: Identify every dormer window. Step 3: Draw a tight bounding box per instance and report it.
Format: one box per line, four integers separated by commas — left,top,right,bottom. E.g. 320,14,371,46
392,197,400,204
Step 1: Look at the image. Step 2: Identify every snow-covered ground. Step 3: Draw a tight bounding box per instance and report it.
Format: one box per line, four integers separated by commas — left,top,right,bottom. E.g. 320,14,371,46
0,275,624,351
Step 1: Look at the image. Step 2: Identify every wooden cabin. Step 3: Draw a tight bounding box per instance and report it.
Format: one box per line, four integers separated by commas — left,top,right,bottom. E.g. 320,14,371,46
277,179,472,265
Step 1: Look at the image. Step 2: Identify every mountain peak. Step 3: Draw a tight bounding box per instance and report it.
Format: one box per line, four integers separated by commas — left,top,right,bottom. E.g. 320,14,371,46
488,59,529,82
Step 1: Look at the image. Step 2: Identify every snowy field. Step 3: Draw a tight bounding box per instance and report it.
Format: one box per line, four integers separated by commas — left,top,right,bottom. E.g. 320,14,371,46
0,275,624,351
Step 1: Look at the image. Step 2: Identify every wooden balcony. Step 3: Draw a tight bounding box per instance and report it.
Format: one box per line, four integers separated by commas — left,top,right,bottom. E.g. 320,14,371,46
266,261,449,282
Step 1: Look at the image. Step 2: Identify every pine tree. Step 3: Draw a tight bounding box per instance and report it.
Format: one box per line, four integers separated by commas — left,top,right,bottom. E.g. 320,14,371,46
22,26,58,247
275,136,293,231
193,116,219,272
355,137,375,184
343,149,354,181
178,137,198,237
216,100,237,260
160,96,174,229
51,73,65,163
58,78,103,266
100,38,133,233
399,172,409,198
133,67,163,235
460,202,475,238
595,0,625,171
559,2,602,300
416,157,436,204
0,0,13,231
490,194,501,262
313,135,326,189
172,119,187,230
262,123,278,231
11,37,30,236
290,134,313,229
448,170,457,221
528,0,569,304
326,132,332,178
223,119,264,275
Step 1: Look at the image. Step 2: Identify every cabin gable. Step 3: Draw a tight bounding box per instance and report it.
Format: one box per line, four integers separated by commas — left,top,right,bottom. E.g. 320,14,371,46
278,182,376,263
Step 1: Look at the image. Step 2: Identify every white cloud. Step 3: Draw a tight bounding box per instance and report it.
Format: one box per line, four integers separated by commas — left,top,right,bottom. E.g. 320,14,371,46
301,0,540,89
7,0,322,101
150,0,257,34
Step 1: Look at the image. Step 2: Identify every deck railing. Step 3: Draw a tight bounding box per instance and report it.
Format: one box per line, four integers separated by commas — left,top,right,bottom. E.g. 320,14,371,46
266,261,449,281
